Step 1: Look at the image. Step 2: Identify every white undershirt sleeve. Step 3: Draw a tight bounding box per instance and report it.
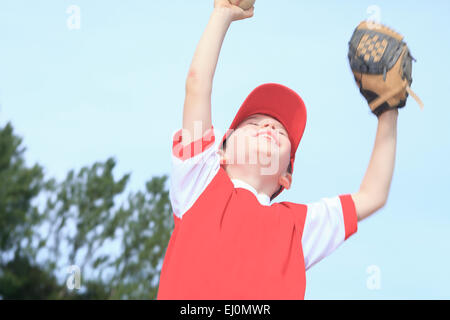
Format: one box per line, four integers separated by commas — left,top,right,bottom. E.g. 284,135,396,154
302,194,358,270
169,127,221,219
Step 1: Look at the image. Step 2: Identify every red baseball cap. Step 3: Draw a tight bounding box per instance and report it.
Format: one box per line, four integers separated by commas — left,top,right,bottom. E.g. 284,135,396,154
221,83,307,199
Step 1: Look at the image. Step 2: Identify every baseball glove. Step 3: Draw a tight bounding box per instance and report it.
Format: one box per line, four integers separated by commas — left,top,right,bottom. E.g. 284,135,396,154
348,21,423,116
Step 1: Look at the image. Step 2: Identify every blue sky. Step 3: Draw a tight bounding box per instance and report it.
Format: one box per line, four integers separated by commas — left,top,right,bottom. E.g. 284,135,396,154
0,0,449,299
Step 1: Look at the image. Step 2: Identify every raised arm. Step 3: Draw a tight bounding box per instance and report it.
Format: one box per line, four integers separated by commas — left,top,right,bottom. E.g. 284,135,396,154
182,1,254,146
351,109,398,221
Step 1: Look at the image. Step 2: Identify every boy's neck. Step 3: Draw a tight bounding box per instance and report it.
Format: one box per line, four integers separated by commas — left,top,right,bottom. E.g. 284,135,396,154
224,165,276,198
230,179,271,206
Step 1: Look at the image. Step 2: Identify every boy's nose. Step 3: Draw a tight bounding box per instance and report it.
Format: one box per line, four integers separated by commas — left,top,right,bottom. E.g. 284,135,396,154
262,122,276,130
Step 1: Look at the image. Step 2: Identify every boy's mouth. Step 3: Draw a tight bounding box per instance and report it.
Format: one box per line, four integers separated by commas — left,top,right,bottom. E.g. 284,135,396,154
256,129,280,146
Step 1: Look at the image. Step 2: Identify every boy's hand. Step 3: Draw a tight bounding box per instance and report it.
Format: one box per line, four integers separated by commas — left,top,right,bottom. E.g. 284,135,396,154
214,0,254,21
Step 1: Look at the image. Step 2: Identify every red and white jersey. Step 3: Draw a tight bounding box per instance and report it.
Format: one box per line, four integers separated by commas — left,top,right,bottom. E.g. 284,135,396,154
157,128,357,300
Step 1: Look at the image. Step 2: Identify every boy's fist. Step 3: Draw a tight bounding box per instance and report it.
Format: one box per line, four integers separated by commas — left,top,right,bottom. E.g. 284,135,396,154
214,0,255,21
229,0,255,10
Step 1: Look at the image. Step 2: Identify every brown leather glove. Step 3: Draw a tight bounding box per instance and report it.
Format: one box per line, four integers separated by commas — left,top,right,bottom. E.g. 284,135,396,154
348,21,423,116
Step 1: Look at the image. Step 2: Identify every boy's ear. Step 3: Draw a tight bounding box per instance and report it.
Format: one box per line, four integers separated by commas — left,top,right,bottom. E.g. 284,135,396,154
218,148,229,165
278,172,292,190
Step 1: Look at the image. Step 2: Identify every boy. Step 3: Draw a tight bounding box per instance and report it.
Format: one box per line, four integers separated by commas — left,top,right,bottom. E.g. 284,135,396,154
157,1,398,299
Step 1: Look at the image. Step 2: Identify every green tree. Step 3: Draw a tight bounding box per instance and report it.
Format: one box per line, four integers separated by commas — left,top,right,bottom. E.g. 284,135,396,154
0,122,59,299
0,254,61,299
43,159,173,299
0,121,173,299
107,175,172,299
0,122,48,257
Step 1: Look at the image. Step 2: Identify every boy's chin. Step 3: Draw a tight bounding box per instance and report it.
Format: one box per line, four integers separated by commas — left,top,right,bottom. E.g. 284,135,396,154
253,145,280,160
225,163,281,178
238,151,282,176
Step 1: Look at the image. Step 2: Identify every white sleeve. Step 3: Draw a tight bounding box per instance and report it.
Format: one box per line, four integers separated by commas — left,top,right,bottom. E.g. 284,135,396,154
302,194,357,270
169,127,220,219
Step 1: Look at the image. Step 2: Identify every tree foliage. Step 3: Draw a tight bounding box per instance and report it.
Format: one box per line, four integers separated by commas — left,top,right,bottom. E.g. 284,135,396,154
0,121,173,299
0,123,47,257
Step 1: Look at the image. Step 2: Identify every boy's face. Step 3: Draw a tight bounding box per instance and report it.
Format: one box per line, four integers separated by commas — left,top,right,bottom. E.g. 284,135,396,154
221,113,292,178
